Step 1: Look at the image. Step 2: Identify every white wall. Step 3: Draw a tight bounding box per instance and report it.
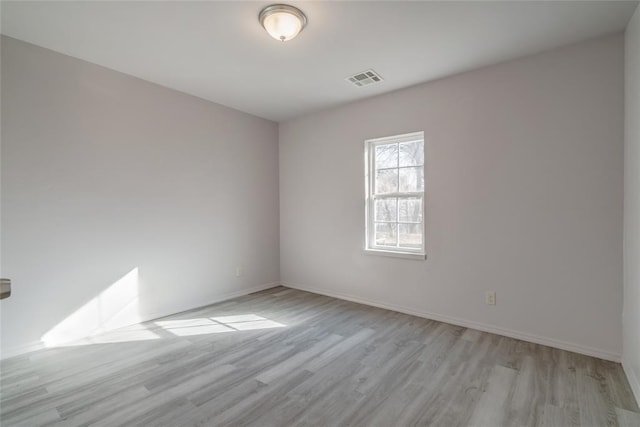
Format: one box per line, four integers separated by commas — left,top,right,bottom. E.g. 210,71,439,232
624,5,640,402
0,36,280,357
280,35,624,361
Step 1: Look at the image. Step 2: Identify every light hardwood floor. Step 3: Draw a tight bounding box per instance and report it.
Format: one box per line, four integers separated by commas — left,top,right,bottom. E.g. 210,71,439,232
1,286,639,426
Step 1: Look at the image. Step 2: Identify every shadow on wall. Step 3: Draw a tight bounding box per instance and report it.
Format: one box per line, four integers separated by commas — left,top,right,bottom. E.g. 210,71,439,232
41,267,286,347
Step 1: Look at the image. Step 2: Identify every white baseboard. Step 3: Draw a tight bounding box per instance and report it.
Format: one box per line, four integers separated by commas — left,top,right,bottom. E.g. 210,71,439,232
622,356,640,405
0,281,281,360
282,281,621,363
142,281,281,322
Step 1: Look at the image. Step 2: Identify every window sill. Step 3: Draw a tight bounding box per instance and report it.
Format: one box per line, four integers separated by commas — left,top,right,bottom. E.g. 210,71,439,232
363,249,426,261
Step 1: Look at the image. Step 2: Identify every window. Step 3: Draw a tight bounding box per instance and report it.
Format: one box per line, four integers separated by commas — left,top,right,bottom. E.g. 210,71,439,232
365,132,425,259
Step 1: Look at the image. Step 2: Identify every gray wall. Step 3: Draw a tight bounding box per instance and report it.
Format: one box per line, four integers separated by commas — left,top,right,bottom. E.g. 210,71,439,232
279,35,624,360
624,6,640,402
1,36,280,357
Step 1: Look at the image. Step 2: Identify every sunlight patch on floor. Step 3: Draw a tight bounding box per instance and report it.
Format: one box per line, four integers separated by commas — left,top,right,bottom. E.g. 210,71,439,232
61,327,161,346
156,314,286,337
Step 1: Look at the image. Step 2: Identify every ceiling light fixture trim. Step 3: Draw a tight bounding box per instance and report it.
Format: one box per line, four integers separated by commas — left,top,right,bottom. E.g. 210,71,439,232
259,4,307,42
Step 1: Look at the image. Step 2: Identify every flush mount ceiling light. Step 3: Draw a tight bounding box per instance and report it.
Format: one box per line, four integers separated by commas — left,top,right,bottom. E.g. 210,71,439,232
259,4,307,42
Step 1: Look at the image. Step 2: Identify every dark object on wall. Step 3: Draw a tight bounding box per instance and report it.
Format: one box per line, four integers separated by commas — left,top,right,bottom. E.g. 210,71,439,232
1,278,11,300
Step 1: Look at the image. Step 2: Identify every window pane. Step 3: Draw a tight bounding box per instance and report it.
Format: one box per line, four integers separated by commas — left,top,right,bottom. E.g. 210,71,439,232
375,223,397,247
399,167,424,192
399,197,422,223
399,223,422,248
375,143,398,169
375,169,398,194
399,140,424,167
375,198,397,222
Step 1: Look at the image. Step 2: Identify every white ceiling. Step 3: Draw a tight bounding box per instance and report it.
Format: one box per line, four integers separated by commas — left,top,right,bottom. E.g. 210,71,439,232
2,1,638,121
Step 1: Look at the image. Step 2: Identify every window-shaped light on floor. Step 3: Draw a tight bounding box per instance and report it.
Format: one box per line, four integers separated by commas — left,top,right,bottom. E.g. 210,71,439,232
156,314,285,337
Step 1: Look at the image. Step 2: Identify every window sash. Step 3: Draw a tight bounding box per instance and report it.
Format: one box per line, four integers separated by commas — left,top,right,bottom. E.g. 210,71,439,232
368,194,424,253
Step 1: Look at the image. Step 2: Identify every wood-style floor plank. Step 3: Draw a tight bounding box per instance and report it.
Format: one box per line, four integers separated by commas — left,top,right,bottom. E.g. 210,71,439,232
1,286,637,426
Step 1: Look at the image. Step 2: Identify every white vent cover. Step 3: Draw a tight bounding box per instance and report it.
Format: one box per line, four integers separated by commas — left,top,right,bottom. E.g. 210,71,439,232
346,69,383,87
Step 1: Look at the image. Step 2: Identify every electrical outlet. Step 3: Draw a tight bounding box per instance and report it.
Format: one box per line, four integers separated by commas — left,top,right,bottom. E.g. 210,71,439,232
485,290,496,305
235,266,242,277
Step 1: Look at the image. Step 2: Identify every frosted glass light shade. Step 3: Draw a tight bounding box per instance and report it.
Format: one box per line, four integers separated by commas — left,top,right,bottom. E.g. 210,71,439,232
259,4,307,42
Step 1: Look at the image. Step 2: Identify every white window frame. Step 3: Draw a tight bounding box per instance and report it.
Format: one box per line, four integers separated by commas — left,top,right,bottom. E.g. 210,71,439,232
364,131,426,260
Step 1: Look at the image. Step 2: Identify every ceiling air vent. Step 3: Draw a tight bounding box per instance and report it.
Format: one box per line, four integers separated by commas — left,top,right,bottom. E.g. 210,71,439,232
346,69,383,87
